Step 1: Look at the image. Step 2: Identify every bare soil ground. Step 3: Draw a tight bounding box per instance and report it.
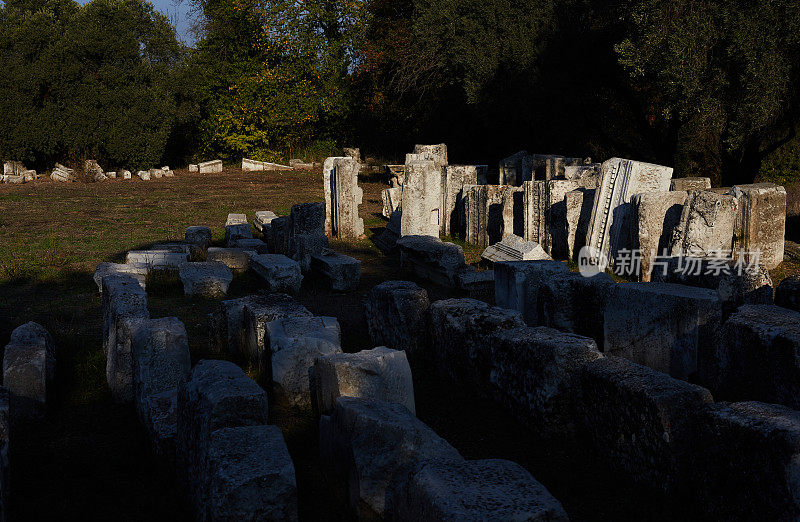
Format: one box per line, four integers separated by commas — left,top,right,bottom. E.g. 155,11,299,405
0,169,795,521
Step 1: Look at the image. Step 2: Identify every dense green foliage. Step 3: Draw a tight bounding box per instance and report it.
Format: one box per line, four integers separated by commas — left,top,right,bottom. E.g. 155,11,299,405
1,0,799,184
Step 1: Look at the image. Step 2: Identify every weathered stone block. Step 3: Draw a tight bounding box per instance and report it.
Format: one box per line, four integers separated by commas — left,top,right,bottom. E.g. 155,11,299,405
309,250,361,291
730,183,787,270
538,271,615,345
320,397,461,519
454,268,495,302
267,216,289,255
695,401,800,519
233,238,268,254
185,226,212,253
396,235,467,286
125,250,188,268
464,184,518,247
0,387,8,519
311,347,415,415
323,157,364,239
604,283,722,381
578,356,713,492
490,326,602,437
364,281,429,357
266,316,342,407
381,187,402,219
2,322,56,419
498,151,529,186
225,223,252,246
249,254,303,294
206,247,253,272
413,143,448,166
189,164,198,173
480,234,550,264
400,160,441,237
776,274,800,312
631,190,688,281
140,388,179,459
177,360,269,516
207,425,298,521
93,262,148,293
670,190,736,258
493,260,570,326
709,305,800,409
565,188,595,261
242,294,313,368
289,202,325,236
396,458,569,521
131,317,191,412
199,159,223,174
179,262,233,299
253,210,278,234
670,177,711,192
137,170,151,181
428,298,525,389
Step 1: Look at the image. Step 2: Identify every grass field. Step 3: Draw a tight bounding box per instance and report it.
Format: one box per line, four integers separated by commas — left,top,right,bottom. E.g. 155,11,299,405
0,169,794,521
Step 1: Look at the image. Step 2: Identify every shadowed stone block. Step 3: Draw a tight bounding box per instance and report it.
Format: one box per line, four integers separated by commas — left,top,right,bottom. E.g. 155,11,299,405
140,389,179,459
670,177,711,191
177,360,269,518
233,238,268,254
481,235,550,264
266,316,342,407
225,223,253,246
604,283,722,381
670,190,736,258
454,268,495,302
3,322,56,419
538,271,615,346
776,275,800,312
499,151,528,186
631,191,688,281
565,188,595,261
365,281,429,357
199,160,223,174
126,250,188,268
523,179,581,257
381,187,402,218
695,401,800,519
131,317,190,412
250,254,303,294
179,262,233,298
709,305,800,409
320,397,461,519
428,298,525,389
464,184,518,247
207,425,298,521
578,356,713,492
441,165,484,236
311,347,415,415
93,262,148,293
206,247,254,272
0,387,8,518
310,250,361,291
396,459,568,521
493,260,570,326
185,226,212,249
242,294,313,368
396,235,467,286
730,183,787,270
490,326,602,437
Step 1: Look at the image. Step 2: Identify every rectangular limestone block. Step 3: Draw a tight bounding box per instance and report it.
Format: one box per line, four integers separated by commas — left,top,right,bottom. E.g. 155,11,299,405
493,260,570,326
206,247,254,272
232,238,268,254
631,191,688,281
126,249,188,268
254,210,278,234
323,157,364,239
578,356,713,492
320,397,462,519
537,271,615,346
428,298,525,391
364,281,430,358
225,223,253,246
207,425,298,521
490,326,602,437
241,294,313,369
670,190,736,258
311,347,415,415
0,387,8,518
498,151,529,186
3,322,56,420
604,283,722,381
708,305,800,409
464,185,518,247
441,165,484,237
249,254,303,294
381,187,402,219
93,262,148,293
730,183,787,269
179,262,234,298
177,360,269,517
401,160,441,237
309,250,361,291
670,177,711,191
695,401,800,519
266,316,342,408
199,159,223,174
396,235,467,286
586,158,673,266
565,188,595,261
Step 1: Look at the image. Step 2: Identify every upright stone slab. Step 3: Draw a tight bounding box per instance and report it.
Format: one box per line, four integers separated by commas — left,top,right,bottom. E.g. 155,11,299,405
288,203,328,271
400,160,441,237
207,425,298,521
413,143,448,167
266,316,342,407
364,281,430,358
102,275,150,403
93,262,148,293
670,177,711,191
309,250,361,292
311,347,415,415
179,262,233,298
696,401,800,520
498,151,529,186
670,190,736,258
578,356,713,492
319,397,462,519
249,254,303,294
176,360,269,518
199,160,223,174
253,210,278,234
490,326,602,437
525,153,586,181
441,165,484,237
185,226,212,260
3,322,56,419
493,260,570,326
708,305,800,409
396,235,467,286
428,299,525,390
604,283,722,381
242,294,314,370
381,187,402,218
730,183,787,269
538,271,615,345
323,157,364,239
565,188,595,261
396,458,569,521
631,191,688,281
522,179,580,256
225,223,253,246
585,158,673,266
464,185,517,247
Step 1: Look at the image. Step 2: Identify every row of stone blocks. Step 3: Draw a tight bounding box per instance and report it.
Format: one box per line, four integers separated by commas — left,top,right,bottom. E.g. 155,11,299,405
99,274,299,519
360,280,800,518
